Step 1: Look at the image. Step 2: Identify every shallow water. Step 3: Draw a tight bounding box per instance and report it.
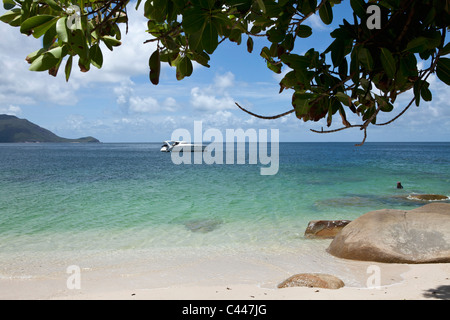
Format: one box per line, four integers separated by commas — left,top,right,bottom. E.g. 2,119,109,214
0,142,448,286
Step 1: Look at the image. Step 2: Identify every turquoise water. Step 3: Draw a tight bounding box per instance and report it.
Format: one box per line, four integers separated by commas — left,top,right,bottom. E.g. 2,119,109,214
0,142,449,254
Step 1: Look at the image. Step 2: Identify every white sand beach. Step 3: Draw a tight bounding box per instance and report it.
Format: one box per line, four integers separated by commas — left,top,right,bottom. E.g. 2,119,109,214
1,241,449,300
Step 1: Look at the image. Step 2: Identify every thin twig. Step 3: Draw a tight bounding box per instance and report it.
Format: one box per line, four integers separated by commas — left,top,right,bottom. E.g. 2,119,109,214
374,95,415,126
310,124,362,134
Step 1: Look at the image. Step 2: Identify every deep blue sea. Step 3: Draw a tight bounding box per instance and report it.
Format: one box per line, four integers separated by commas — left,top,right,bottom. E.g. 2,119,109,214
0,142,448,255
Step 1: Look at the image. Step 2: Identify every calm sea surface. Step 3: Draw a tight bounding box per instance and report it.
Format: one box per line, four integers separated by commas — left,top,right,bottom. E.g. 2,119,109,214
0,142,448,256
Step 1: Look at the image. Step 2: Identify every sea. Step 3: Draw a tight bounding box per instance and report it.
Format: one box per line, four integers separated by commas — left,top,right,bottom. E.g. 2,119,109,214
0,142,449,290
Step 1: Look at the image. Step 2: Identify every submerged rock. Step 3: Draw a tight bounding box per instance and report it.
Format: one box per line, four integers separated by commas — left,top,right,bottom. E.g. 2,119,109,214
327,203,450,263
304,220,352,239
278,273,345,289
314,194,419,209
407,194,449,201
183,219,222,233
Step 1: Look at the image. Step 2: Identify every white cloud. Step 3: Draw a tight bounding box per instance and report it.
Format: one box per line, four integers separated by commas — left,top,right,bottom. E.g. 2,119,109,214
189,71,238,112
305,14,332,32
0,105,22,116
190,86,235,112
214,71,235,91
163,97,178,112
113,80,179,115
129,96,160,113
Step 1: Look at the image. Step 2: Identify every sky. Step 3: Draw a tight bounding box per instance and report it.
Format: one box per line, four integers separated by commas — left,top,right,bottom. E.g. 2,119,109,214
0,2,449,143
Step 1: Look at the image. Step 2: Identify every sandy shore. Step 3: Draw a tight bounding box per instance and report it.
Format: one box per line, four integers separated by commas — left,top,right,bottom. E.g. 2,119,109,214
54,263,450,300
1,242,449,300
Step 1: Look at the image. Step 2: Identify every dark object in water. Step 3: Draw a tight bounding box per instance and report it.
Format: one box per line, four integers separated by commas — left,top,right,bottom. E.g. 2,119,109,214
183,219,222,233
397,182,403,189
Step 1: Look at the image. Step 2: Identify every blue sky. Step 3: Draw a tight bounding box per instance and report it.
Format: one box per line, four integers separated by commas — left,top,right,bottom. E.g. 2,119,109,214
0,2,449,143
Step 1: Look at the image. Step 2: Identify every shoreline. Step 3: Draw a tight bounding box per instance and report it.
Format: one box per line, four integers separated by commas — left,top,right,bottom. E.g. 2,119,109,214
1,264,449,300
1,243,449,300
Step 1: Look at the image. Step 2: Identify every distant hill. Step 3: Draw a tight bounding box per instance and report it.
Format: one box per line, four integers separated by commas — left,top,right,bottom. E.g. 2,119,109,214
0,114,100,143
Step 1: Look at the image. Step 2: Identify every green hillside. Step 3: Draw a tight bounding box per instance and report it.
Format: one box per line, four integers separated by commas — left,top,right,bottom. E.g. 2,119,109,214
0,114,100,143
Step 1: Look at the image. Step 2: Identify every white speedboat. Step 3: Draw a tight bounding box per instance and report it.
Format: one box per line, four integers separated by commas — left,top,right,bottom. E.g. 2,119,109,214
160,140,207,152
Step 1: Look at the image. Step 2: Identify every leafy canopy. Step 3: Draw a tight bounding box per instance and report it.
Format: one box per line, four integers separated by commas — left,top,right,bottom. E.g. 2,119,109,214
1,0,449,145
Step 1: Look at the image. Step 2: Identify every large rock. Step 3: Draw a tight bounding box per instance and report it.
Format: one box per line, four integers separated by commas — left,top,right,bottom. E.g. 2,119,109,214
304,220,352,239
278,273,345,289
327,203,450,263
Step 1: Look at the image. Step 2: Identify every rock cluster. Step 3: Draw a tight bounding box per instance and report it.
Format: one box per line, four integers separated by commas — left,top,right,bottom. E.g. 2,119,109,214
327,203,450,263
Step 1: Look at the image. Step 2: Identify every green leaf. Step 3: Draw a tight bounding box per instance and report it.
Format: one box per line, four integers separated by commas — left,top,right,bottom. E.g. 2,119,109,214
441,42,450,56
280,54,310,69
299,0,316,15
198,0,215,10
43,0,62,12
176,56,193,80
420,82,432,101
350,0,366,19
89,44,103,69
229,28,242,44
335,92,352,107
20,15,56,34
292,92,313,120
182,7,206,34
32,17,58,38
319,1,333,25
330,39,345,68
375,95,394,112
260,46,272,60
256,0,266,13
144,0,167,23
295,25,312,38
65,55,73,82
68,29,89,59
188,31,203,50
43,24,57,49
339,106,351,127
29,51,59,72
380,48,396,79
56,17,68,43
247,36,253,53
102,35,122,50
46,46,64,60
190,51,210,68
0,8,20,24
78,58,90,73
267,27,285,43
413,80,422,106
149,50,160,85
338,57,348,80
405,37,428,53
267,61,282,74
358,47,374,71
201,23,218,54
2,0,15,10
436,57,450,85
25,48,46,64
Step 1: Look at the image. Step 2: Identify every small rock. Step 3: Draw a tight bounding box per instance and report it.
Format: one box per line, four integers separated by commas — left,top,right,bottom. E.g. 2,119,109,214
278,273,345,289
304,220,352,239
183,219,222,233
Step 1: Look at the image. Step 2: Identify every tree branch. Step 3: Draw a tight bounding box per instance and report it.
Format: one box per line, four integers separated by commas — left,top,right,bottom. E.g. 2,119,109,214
235,102,295,119
355,127,367,147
